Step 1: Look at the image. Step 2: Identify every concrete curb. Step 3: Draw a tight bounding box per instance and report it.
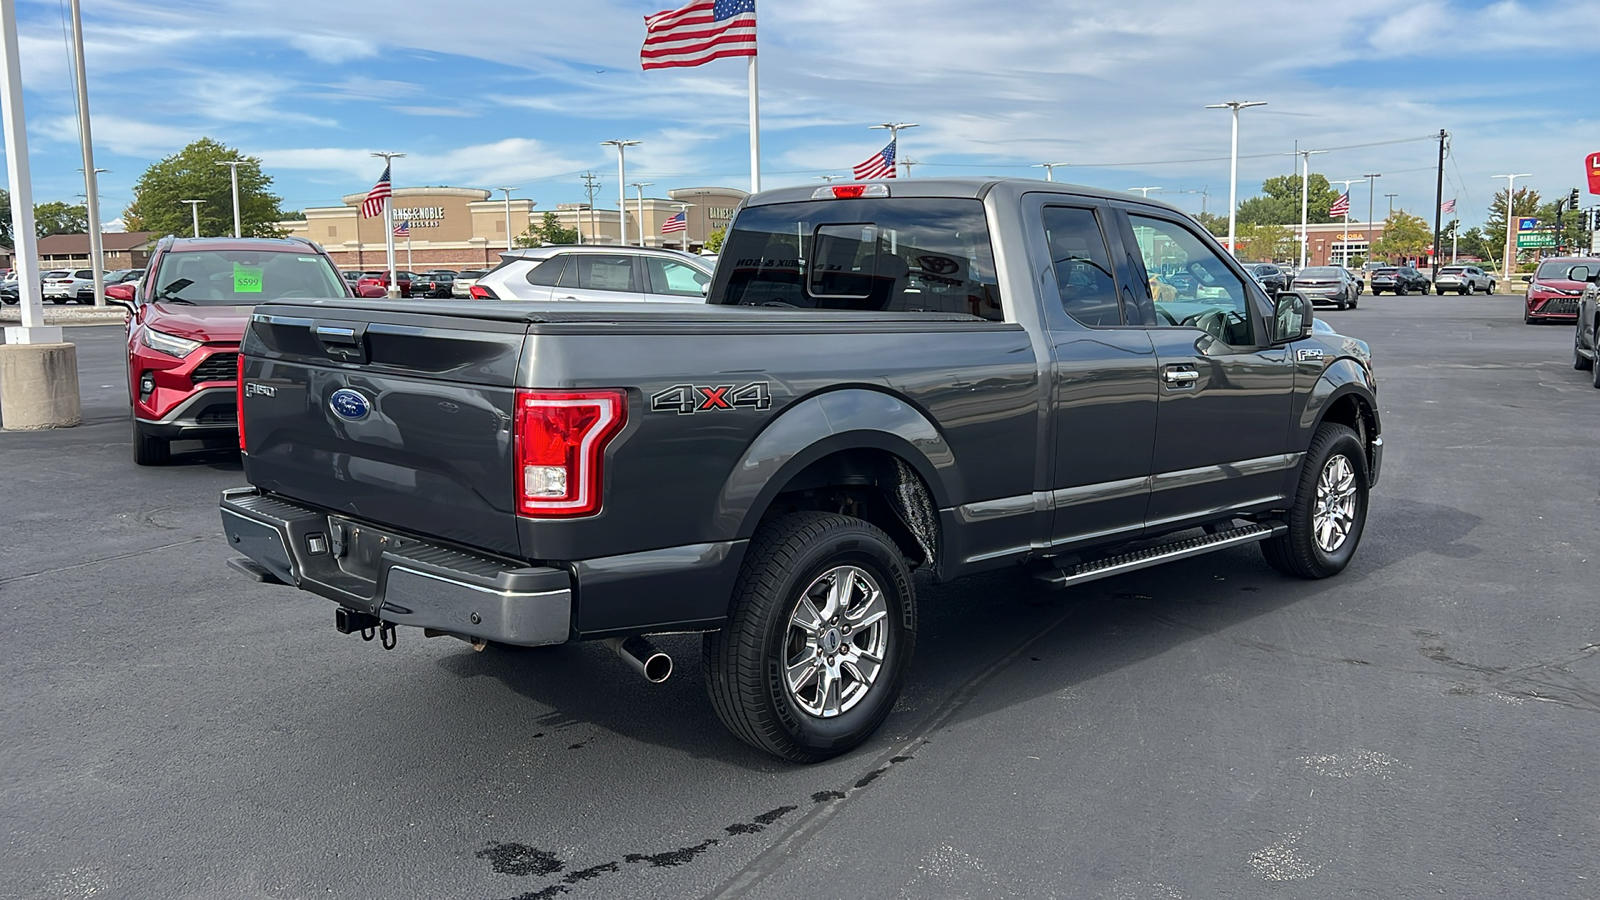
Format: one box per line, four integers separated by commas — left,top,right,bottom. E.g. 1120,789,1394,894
0,306,127,326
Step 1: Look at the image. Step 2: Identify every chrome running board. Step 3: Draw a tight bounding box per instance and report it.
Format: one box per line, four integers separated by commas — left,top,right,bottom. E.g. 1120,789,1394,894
1036,523,1284,589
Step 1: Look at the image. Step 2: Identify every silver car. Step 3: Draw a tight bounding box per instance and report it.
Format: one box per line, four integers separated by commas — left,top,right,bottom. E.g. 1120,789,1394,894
1289,266,1360,310
474,246,713,303
1432,265,1495,295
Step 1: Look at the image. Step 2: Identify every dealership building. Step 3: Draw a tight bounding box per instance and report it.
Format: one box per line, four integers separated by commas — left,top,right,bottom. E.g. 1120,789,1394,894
280,185,747,271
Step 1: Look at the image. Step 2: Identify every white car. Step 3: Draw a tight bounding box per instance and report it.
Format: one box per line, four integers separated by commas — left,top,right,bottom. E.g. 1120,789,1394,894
474,246,713,303
450,268,489,299
42,268,96,304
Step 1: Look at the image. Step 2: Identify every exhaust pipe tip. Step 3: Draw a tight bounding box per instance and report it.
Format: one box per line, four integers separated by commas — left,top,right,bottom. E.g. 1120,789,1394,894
604,635,673,683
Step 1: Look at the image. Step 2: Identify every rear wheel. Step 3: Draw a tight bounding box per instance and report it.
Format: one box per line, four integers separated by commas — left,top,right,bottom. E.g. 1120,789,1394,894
1576,332,1593,371
1262,422,1368,579
1436,287,1446,295
1396,284,1408,296
132,419,171,466
1464,282,1475,295
703,511,915,762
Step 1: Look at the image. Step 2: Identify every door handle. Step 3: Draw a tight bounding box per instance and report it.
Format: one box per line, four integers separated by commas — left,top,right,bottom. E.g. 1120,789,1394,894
1163,366,1200,385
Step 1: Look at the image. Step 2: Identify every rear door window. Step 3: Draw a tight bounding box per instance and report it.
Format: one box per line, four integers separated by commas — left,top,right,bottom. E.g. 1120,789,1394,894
709,197,1003,320
525,255,568,287
572,255,637,292
1041,205,1121,326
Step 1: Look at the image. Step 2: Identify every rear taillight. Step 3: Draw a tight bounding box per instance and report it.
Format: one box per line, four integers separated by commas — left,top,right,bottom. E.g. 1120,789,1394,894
514,389,627,518
469,284,498,300
236,369,246,452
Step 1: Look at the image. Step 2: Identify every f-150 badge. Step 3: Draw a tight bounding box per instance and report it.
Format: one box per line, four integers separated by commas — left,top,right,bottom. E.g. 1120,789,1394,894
1297,349,1324,362
651,382,771,415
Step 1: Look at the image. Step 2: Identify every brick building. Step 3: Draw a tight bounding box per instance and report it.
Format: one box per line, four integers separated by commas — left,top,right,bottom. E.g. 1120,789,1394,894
280,185,747,271
35,231,158,270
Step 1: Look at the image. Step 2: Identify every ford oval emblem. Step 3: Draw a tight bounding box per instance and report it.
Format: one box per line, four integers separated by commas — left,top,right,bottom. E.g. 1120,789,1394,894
329,388,371,421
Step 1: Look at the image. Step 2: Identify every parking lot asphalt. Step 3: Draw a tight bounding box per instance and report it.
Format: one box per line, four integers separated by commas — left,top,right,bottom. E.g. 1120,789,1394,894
3,298,1597,900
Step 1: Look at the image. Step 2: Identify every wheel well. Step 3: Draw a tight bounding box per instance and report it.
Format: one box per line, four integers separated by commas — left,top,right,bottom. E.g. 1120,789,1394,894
1320,393,1377,471
759,448,939,568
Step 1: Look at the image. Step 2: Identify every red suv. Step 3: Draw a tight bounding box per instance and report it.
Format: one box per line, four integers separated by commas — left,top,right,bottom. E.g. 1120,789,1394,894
117,236,350,465
355,270,413,298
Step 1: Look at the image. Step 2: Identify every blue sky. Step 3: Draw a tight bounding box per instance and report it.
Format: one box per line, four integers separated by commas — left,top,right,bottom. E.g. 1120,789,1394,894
4,0,1595,231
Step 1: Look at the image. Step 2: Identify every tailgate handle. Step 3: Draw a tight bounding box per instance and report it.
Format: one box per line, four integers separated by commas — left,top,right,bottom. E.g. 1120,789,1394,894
315,325,360,344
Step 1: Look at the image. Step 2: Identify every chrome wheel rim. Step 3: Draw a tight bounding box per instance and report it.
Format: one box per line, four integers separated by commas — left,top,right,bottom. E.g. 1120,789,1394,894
783,565,889,718
1313,454,1358,554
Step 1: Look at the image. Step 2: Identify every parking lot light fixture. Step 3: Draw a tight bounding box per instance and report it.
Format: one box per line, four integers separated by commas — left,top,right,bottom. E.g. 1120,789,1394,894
181,199,205,237
1128,187,1162,197
630,182,653,247
497,187,517,252
1492,173,1531,279
215,159,245,238
1206,100,1267,256
1033,162,1069,182
601,140,641,246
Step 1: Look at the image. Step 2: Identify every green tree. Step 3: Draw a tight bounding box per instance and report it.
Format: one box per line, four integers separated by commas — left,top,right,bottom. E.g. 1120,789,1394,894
1534,198,1588,256
33,201,89,237
1236,173,1342,226
1454,224,1491,261
1480,187,1541,267
515,211,578,248
124,138,286,238
1195,211,1228,238
1235,222,1292,261
1370,210,1430,263
703,226,726,253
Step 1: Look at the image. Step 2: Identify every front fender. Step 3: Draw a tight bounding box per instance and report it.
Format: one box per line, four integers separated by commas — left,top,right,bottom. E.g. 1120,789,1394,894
713,388,959,541
1300,357,1380,439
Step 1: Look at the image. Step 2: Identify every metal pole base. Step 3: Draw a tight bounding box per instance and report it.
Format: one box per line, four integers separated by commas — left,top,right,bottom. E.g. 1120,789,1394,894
0,339,82,430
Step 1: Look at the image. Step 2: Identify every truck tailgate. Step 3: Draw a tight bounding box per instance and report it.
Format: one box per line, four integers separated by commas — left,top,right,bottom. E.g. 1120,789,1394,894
239,308,526,557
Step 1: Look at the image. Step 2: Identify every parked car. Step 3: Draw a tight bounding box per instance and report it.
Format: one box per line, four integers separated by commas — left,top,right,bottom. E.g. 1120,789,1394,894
1433,265,1495,295
42,268,95,304
223,178,1383,761
355,270,414,298
473,246,714,303
410,270,457,298
339,270,363,290
1573,265,1600,383
1524,257,1592,325
450,269,489,298
1239,262,1291,296
1289,266,1359,309
1368,266,1430,296
106,268,144,286
1,272,17,305
116,236,352,466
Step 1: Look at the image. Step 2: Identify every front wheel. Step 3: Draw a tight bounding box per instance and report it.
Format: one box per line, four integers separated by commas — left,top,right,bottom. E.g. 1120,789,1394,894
703,511,915,762
1261,422,1369,579
1487,282,1496,294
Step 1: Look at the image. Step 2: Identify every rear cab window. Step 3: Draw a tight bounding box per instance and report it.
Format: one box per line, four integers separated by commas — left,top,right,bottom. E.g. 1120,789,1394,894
707,197,1003,320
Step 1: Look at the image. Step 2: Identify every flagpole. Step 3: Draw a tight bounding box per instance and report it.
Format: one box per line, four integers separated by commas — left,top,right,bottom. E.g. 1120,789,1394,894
405,230,412,270
748,56,761,193
371,151,404,299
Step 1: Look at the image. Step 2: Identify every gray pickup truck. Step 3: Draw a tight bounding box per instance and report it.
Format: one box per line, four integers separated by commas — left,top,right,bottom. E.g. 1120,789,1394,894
221,179,1382,761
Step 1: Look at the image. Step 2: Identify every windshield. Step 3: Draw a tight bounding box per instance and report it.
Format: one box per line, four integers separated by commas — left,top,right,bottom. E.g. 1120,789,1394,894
1439,267,1465,275
1299,267,1342,277
1535,261,1587,281
151,249,345,305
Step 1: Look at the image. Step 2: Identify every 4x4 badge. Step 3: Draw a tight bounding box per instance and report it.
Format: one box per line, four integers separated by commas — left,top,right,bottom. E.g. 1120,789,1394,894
650,382,772,415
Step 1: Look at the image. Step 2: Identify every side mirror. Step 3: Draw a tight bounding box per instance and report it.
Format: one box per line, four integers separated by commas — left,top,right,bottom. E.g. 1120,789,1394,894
105,283,136,310
1271,291,1313,344
1571,265,1593,283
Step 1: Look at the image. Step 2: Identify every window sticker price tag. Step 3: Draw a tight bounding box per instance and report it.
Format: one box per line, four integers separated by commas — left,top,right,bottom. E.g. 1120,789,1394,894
233,263,264,293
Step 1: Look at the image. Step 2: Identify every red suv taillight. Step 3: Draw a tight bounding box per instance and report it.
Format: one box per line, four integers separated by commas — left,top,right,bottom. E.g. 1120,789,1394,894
469,284,498,300
514,389,627,518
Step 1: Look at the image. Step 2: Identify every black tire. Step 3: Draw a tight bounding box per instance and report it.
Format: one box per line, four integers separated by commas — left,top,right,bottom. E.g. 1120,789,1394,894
1593,350,1600,389
1348,296,1358,309
132,419,171,466
1487,282,1496,295
1336,297,1348,310
1261,422,1369,579
1396,285,1408,296
1464,283,1474,296
1371,289,1382,296
1575,333,1593,371
703,511,915,763
1435,287,1446,295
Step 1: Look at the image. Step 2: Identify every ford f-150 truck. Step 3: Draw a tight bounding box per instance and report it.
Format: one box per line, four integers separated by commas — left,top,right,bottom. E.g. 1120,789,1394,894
221,179,1382,762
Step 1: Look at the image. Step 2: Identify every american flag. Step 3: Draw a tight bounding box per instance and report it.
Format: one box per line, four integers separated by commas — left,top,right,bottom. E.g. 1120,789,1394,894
393,220,410,236
641,0,756,70
361,164,392,219
1441,198,1456,215
661,210,688,233
1329,192,1350,217
853,139,897,180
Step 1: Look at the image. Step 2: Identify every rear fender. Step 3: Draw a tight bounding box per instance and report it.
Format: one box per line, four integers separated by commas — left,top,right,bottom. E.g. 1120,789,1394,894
714,388,959,541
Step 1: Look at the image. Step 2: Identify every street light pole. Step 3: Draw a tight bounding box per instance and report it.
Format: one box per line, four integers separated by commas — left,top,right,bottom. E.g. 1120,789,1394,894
869,123,918,175
601,140,641,246
1032,162,1069,182
1492,173,1532,279
215,159,244,238
1362,173,1381,263
66,0,110,307
181,199,205,237
1296,148,1328,268
1206,100,1267,256
630,182,653,247
370,151,405,297
1331,178,1361,266
497,187,517,253
675,201,696,252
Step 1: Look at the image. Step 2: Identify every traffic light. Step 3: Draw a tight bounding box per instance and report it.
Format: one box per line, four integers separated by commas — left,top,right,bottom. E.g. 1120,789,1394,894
1570,188,1581,211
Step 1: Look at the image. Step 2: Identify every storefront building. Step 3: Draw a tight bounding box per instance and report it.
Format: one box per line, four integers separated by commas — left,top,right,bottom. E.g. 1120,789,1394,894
281,185,747,271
